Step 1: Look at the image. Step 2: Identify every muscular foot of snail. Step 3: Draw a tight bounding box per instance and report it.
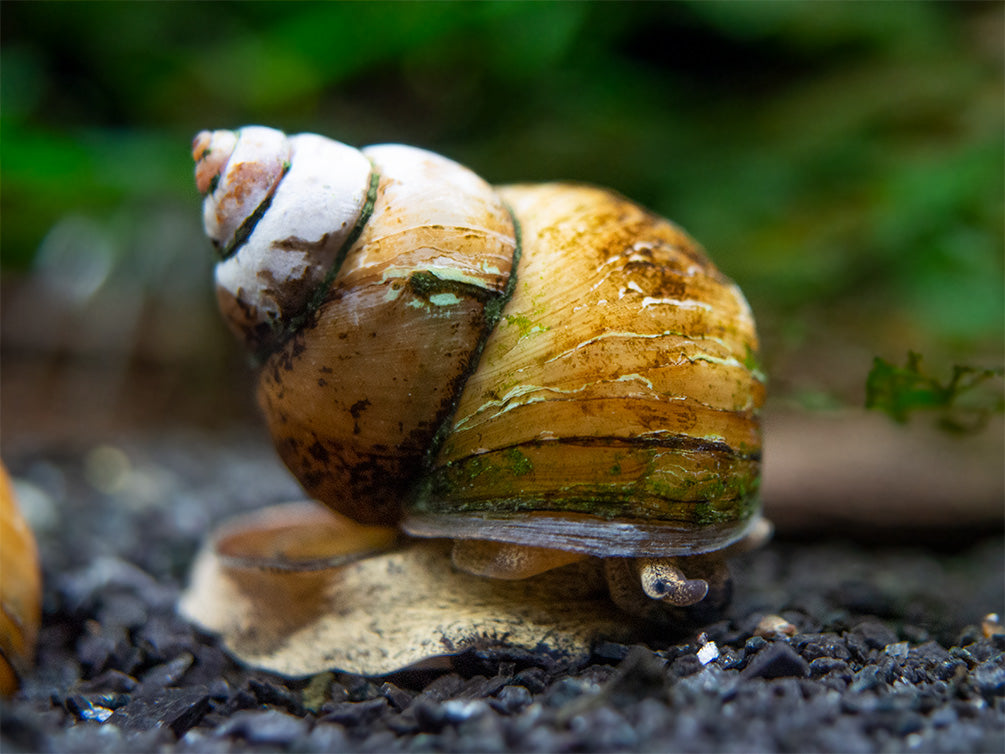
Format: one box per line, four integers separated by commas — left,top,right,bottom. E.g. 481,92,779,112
451,539,589,580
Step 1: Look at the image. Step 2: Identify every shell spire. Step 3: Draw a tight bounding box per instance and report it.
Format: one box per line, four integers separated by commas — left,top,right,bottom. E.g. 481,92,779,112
194,127,373,353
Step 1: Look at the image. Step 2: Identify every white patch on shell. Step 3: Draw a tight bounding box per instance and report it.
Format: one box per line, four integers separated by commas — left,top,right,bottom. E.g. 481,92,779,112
353,144,512,296
615,373,655,390
202,126,290,248
214,133,372,328
542,330,743,367
641,297,713,311
453,379,686,433
378,252,511,290
361,145,502,238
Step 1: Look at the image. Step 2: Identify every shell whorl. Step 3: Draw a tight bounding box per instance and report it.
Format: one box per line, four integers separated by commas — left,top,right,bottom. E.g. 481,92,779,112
405,184,764,555
207,133,520,524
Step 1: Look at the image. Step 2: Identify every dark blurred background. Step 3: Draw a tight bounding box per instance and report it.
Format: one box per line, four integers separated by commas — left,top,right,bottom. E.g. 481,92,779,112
2,2,1002,523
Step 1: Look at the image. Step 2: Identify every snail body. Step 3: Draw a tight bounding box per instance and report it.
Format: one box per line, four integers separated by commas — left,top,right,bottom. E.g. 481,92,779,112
194,126,766,619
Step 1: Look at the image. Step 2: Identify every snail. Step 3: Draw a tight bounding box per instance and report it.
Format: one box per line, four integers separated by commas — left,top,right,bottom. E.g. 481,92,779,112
0,463,42,695
192,126,767,622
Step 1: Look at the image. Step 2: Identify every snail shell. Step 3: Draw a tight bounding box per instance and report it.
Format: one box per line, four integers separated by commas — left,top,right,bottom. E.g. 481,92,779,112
194,126,765,615
0,463,42,695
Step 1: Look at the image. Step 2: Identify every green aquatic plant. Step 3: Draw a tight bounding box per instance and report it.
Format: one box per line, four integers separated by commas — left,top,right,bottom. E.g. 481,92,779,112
866,351,1003,432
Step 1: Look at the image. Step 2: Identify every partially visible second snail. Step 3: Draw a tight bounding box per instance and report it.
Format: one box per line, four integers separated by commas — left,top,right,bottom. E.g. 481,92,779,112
0,463,41,695
193,126,768,622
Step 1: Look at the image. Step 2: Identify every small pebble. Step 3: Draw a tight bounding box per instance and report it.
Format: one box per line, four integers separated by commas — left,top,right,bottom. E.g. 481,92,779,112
911,641,950,667
809,657,852,678
742,642,809,680
884,642,910,661
545,677,592,708
304,724,350,752
982,613,1004,639
950,646,977,667
139,653,193,687
412,697,447,731
215,708,309,745
511,667,548,694
420,673,466,702
457,673,510,700
442,699,490,723
79,669,138,694
966,639,997,663
491,684,532,714
591,640,631,663
320,697,389,727
78,705,114,722
570,706,638,749
796,633,851,662
716,646,744,670
743,636,768,656
109,687,211,736
697,641,719,665
208,679,231,701
972,659,1005,698
380,681,414,711
852,621,899,651
850,666,884,693
755,614,797,640
670,653,704,678
248,677,305,715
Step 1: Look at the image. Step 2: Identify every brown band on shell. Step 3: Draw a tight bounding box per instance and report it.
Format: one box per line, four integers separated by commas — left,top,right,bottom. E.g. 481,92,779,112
216,162,289,262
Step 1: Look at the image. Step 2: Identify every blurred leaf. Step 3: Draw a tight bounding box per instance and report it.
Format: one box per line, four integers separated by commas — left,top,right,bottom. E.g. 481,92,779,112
866,352,1004,431
1,0,1001,400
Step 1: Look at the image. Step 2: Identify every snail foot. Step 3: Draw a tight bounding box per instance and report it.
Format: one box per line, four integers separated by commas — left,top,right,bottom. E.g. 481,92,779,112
451,539,588,580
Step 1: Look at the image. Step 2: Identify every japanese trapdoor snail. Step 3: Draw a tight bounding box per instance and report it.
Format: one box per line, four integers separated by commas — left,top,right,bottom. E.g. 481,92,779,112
191,125,769,633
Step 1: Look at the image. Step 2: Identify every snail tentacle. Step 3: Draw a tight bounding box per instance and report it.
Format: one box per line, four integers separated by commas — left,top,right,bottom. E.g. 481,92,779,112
636,557,709,606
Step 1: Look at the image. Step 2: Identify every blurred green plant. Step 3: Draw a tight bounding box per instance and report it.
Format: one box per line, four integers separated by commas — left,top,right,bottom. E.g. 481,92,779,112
866,352,1004,432
2,1,1001,402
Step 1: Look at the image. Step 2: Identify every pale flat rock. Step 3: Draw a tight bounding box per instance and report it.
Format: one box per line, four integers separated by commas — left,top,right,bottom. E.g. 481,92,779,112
179,503,635,677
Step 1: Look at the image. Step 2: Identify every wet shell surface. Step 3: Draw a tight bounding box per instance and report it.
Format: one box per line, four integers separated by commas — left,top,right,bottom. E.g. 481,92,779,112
193,125,765,576
407,183,763,556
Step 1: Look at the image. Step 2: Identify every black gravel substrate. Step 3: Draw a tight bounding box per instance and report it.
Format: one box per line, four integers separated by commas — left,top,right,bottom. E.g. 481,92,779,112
2,430,1003,753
